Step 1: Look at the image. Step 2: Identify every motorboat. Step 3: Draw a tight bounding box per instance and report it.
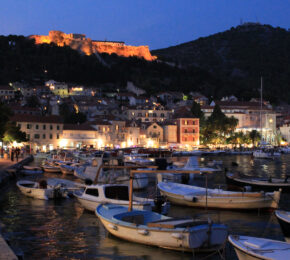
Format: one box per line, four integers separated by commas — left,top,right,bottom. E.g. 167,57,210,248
160,157,219,183
74,184,153,212
228,235,290,260
275,210,290,242
96,204,228,253
74,163,149,190
17,178,84,200
158,182,281,210
225,172,290,192
253,149,281,159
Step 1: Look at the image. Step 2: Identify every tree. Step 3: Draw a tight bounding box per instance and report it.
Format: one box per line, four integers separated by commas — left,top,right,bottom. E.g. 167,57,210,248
26,96,40,108
191,101,205,123
0,103,13,140
3,121,27,143
202,104,238,145
249,130,261,147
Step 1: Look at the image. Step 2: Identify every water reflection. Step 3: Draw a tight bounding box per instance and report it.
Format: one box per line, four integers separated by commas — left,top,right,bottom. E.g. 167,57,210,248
0,155,289,259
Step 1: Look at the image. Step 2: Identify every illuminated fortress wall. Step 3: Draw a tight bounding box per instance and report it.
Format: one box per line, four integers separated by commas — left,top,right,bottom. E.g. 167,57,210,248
29,31,157,61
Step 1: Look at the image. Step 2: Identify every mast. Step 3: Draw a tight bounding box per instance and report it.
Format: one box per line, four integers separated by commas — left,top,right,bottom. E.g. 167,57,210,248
260,77,263,141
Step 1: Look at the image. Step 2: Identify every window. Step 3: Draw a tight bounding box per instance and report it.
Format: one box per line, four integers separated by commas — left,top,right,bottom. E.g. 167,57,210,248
50,125,53,130
43,134,46,139
153,113,157,117
50,134,53,139
34,134,40,139
43,125,46,130
57,125,60,130
184,120,188,125
85,188,99,197
138,113,142,117
153,125,157,129
184,129,188,133
57,134,59,139
35,124,39,130
27,124,30,129
27,134,30,140
161,113,164,117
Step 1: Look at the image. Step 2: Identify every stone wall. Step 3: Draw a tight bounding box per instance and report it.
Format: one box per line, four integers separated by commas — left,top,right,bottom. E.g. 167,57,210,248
29,31,157,61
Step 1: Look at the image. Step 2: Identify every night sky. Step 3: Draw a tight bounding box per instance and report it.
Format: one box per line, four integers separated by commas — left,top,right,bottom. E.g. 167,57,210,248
0,0,289,50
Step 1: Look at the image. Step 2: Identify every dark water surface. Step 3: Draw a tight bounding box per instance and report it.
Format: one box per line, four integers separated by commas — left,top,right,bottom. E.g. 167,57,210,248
0,155,289,259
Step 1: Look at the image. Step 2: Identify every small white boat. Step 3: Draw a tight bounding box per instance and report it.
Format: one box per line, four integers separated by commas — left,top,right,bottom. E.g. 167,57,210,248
158,182,281,210
74,184,153,212
228,235,290,260
253,149,281,159
17,180,67,200
275,210,290,242
96,204,228,252
17,178,84,200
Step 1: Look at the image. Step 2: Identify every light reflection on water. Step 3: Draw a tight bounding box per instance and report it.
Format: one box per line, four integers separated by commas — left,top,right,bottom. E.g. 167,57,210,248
0,154,289,259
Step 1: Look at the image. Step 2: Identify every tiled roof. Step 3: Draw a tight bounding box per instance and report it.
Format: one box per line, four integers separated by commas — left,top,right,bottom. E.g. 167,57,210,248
63,123,95,131
10,115,63,124
0,85,14,91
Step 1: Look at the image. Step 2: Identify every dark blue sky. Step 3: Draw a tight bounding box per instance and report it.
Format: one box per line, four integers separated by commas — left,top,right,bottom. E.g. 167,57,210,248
0,0,289,50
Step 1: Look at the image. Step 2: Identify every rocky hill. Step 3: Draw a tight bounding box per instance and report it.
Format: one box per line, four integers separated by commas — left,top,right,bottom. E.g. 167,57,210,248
30,31,156,61
0,24,289,103
153,23,290,103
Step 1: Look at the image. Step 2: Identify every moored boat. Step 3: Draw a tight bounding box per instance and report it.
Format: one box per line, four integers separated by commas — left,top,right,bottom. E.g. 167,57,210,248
96,204,228,253
228,235,290,260
74,184,153,212
275,210,290,242
42,165,61,173
158,182,281,210
17,180,66,200
226,172,290,192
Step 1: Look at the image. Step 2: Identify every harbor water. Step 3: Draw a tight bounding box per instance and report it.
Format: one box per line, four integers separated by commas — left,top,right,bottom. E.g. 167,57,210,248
0,154,289,259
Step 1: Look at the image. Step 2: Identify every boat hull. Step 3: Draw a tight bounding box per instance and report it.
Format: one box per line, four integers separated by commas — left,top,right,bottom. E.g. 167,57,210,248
228,235,290,260
275,210,290,242
226,173,290,193
17,181,60,200
161,191,279,210
96,204,228,253
75,194,152,212
158,182,280,210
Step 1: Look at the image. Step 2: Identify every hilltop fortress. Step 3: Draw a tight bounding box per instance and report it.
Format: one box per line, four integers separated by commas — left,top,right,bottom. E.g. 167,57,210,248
29,31,157,61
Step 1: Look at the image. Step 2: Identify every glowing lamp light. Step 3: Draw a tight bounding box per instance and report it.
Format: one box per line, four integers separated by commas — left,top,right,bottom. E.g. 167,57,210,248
147,139,154,148
127,140,134,147
97,139,104,148
59,139,68,148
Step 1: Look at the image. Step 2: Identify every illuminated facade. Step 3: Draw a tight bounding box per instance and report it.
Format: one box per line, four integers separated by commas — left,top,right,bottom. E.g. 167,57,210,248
11,115,63,152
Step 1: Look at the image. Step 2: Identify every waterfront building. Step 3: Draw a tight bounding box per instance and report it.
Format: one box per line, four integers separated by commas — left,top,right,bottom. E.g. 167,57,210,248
202,100,277,143
11,115,63,152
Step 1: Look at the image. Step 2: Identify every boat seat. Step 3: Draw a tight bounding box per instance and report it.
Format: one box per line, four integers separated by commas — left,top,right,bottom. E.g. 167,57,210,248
147,218,208,228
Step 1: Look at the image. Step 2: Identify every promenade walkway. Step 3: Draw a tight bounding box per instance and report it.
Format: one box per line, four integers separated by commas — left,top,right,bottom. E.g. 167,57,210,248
0,158,14,170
